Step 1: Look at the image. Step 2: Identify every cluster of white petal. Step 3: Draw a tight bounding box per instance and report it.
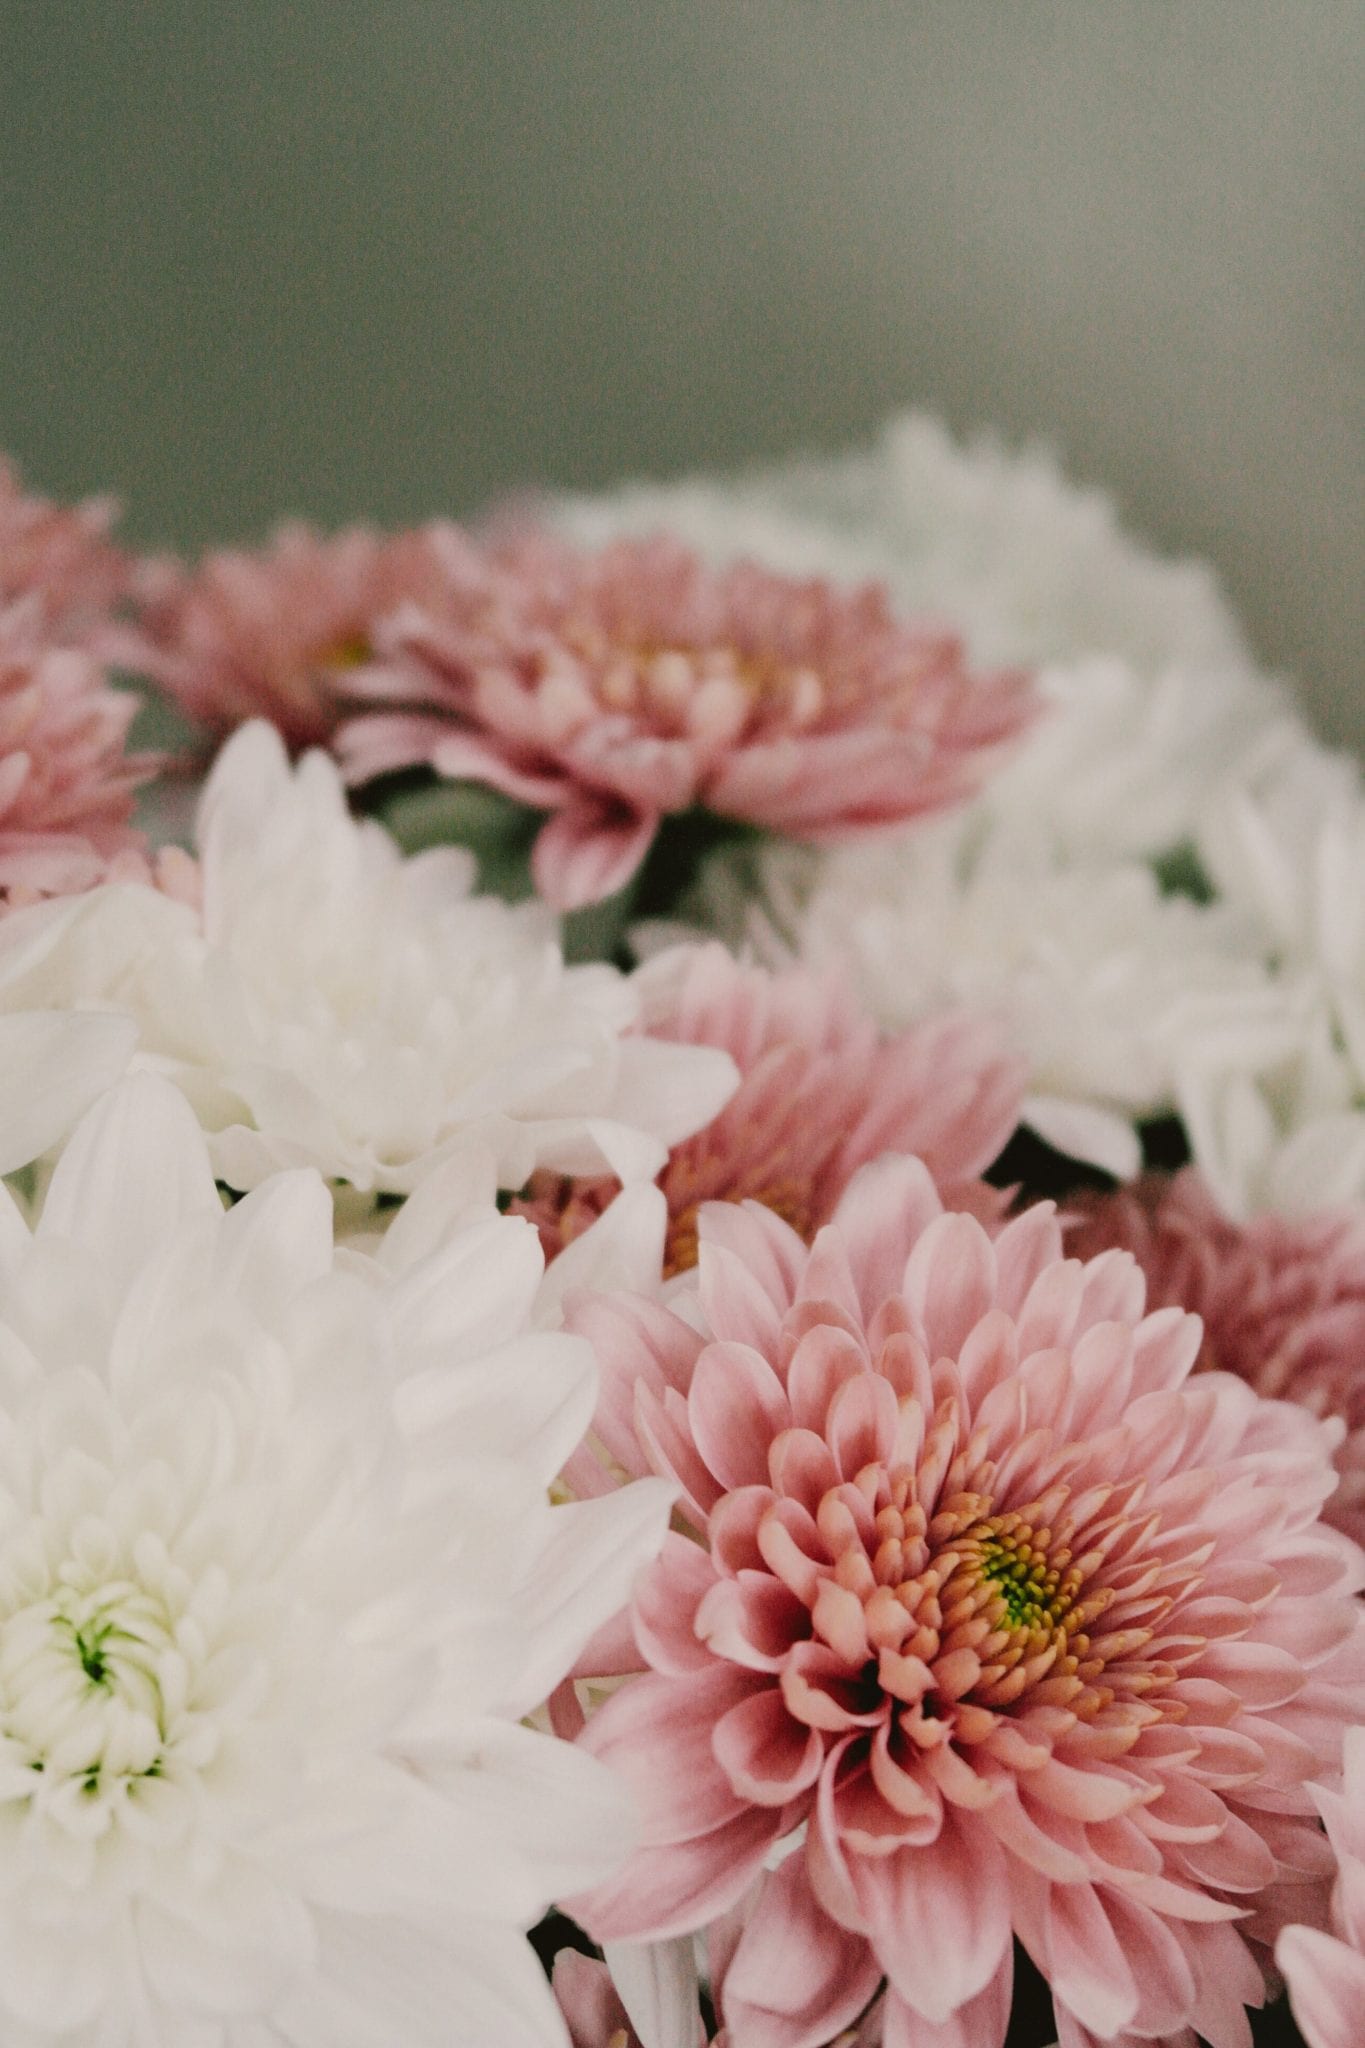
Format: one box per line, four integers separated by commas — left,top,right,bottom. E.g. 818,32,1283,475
589,413,1356,1214
0,723,737,1200
0,1073,674,2045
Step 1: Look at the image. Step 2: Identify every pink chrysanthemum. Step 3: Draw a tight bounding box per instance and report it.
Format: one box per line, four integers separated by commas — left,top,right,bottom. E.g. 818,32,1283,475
131,518,487,749
561,1157,1365,2048
1067,1170,1365,1547
0,603,155,908
0,457,131,640
514,944,1023,1276
1276,1727,1365,2048
335,530,1037,909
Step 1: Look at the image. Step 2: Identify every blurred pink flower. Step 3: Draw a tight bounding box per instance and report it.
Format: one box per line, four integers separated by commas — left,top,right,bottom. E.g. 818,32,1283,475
561,1158,1365,2048
0,457,131,641
514,943,1023,1277
336,530,1036,909
1067,1170,1365,1547
131,518,487,749
0,604,155,909
1277,1727,1365,2048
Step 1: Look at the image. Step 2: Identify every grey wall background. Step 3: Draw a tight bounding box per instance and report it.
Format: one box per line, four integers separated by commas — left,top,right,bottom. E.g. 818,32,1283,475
2,3,1361,739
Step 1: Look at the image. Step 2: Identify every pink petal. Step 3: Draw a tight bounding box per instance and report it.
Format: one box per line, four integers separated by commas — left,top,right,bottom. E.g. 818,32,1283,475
531,797,658,910
688,1340,792,1492
904,1212,999,1362
697,1572,811,1673
569,1803,787,1945
826,1155,944,1321
712,1687,825,1806
824,1370,900,1481
710,1485,779,1576
1278,1924,1365,2048
579,1666,763,1845
879,1953,1012,2048
850,1811,1012,2023
719,1859,884,2048
785,1325,872,1438
633,1533,719,1676
1042,1881,1141,2039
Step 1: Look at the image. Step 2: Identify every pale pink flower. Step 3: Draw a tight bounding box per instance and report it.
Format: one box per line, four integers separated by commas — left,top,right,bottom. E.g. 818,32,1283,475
0,457,131,640
561,1157,1365,2048
131,518,487,748
514,944,1023,1276
1276,1727,1365,2048
0,603,154,909
1067,1170,1365,1547
336,530,1037,909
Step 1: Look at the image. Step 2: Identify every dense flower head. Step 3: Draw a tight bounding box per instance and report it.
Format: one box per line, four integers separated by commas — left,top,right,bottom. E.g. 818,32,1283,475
130,518,488,748
0,1072,675,2045
514,942,1023,1277
0,721,737,1197
335,526,1037,910
1276,1727,1365,2048
561,1157,1365,2048
0,602,153,910
1066,1169,1365,1546
0,457,132,642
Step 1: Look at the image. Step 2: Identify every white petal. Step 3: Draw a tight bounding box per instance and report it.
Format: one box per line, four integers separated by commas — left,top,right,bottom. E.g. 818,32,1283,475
1021,1093,1141,1180
506,1478,675,1714
281,1914,570,2048
374,1144,502,1275
38,1072,221,1291
217,1169,336,1318
398,1330,598,1486
609,1035,740,1149
0,1008,137,1174
535,1182,668,1327
384,1211,544,1362
604,1939,703,2048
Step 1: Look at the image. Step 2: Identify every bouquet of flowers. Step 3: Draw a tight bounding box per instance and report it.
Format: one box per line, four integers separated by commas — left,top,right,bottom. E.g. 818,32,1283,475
1,415,1361,2048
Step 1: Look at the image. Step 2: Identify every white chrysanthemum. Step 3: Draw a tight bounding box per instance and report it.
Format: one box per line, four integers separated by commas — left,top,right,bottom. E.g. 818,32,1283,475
698,816,1300,1182
554,410,1254,678
0,723,736,1196
0,1073,673,2047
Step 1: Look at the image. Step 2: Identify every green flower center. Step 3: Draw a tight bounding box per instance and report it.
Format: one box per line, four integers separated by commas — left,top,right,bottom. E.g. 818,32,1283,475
1,1576,182,1797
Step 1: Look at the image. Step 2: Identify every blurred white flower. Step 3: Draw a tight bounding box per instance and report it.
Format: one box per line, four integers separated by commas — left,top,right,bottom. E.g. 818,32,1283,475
982,654,1295,865
0,723,737,1195
1170,739,1365,1215
0,1073,673,2046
